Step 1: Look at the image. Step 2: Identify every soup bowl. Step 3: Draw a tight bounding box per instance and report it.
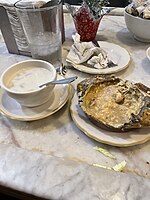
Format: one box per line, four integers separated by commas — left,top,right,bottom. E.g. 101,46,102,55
124,8,150,43
0,60,57,107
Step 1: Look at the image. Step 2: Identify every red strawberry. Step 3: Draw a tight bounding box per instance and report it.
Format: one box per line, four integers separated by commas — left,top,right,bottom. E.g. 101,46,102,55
73,4,102,42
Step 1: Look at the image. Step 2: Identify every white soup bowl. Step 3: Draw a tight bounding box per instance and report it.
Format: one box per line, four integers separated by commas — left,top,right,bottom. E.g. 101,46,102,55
124,8,150,43
0,60,57,107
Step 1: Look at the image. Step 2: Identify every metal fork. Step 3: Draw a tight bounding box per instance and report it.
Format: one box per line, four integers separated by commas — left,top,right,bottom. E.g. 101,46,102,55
55,65,67,76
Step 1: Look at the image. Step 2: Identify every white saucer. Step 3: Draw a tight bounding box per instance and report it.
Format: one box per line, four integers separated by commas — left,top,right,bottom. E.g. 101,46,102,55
66,41,130,74
70,93,150,147
0,75,70,121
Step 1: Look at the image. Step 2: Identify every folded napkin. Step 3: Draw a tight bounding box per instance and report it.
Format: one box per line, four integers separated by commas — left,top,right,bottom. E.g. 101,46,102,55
66,33,113,69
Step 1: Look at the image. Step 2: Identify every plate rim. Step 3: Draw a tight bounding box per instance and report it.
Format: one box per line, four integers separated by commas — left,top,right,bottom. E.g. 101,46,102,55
70,93,150,147
66,41,131,75
146,47,150,60
0,77,70,121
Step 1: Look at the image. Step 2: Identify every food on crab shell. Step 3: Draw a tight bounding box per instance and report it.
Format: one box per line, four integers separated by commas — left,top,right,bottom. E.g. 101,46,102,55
77,76,150,132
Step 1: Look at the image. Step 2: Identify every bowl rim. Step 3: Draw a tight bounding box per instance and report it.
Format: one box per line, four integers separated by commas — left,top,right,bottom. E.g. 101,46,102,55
124,6,150,22
0,59,57,95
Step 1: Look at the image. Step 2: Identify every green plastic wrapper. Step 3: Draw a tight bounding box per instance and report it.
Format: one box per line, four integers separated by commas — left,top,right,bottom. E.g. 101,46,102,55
93,146,116,159
93,163,112,170
93,160,127,172
112,160,127,172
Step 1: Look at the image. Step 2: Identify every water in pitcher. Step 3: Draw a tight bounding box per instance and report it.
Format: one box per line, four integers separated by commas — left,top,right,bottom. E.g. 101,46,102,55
29,32,62,66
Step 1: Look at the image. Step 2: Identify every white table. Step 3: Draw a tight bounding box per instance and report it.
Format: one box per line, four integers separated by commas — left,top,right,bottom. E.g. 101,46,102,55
0,8,150,200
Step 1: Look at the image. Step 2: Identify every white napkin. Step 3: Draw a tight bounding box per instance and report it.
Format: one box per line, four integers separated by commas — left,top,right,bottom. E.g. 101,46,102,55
87,54,110,69
66,33,113,69
66,33,106,65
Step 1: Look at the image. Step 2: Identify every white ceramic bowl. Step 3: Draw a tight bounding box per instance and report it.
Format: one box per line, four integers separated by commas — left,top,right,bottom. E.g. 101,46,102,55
146,47,150,61
124,8,150,43
1,60,57,107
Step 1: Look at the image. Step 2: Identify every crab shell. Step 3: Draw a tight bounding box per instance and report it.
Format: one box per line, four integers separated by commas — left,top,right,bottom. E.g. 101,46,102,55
77,76,150,132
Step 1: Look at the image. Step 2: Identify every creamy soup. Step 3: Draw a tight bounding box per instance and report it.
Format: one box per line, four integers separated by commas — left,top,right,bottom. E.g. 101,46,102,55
8,67,54,92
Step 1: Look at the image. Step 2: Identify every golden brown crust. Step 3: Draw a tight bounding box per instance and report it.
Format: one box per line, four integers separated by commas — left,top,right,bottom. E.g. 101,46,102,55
77,76,150,132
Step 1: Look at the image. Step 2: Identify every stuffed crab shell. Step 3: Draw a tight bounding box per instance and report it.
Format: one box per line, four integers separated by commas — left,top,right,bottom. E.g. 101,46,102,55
77,76,150,132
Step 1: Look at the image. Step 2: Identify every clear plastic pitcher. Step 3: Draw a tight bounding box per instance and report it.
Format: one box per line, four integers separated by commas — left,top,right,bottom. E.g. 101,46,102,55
15,0,62,66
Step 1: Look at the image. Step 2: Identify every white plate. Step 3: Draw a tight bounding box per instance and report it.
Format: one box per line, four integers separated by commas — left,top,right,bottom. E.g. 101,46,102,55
0,75,70,121
66,41,130,74
146,47,150,61
70,93,150,147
